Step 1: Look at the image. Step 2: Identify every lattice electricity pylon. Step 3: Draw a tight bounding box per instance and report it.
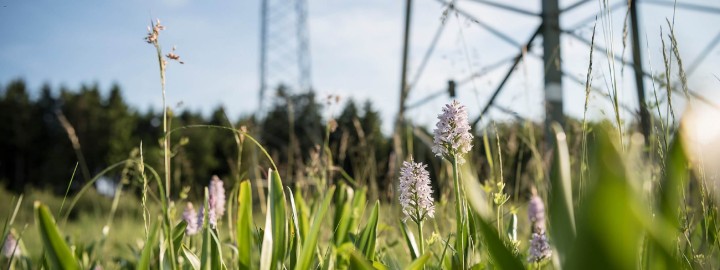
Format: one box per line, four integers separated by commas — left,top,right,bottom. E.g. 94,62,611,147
400,0,720,143
259,0,312,110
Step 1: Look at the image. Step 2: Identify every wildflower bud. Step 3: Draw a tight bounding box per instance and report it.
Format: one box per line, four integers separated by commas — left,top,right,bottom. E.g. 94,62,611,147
2,233,19,258
432,100,474,164
528,190,546,233
198,207,217,229
183,202,200,235
528,232,552,262
399,159,435,223
209,175,226,221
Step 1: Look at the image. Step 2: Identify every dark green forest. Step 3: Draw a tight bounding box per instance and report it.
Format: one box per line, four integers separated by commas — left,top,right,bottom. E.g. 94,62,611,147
0,79,396,199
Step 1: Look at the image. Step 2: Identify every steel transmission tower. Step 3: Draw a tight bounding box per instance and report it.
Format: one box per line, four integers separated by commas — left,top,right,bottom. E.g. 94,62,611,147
259,0,312,110
397,0,720,150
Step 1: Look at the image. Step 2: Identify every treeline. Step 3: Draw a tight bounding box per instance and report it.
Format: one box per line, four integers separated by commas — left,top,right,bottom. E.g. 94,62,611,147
0,80,397,199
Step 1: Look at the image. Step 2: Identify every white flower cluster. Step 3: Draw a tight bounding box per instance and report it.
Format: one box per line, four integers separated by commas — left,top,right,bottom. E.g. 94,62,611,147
398,160,435,223
528,232,552,262
432,100,474,164
209,175,226,222
2,233,19,258
183,202,200,235
528,194,546,233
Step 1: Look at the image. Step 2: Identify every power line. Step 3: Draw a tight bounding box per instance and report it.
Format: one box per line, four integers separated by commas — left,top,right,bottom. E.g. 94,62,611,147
642,0,720,15
406,54,516,109
464,0,540,17
407,8,450,93
471,25,544,128
436,0,522,47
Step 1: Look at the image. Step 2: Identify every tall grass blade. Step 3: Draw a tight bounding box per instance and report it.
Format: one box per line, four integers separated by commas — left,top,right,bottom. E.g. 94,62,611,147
34,201,80,270
287,187,302,269
404,252,432,270
295,185,336,270
338,243,375,270
333,186,353,246
172,220,187,257
237,180,254,270
400,220,420,260
211,229,228,270
357,200,379,261
138,219,160,270
260,169,288,270
549,123,576,263
293,190,311,242
181,245,201,270
567,128,644,270
476,216,524,269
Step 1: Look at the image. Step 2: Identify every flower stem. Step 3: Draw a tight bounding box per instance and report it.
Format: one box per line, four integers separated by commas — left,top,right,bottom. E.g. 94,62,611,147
417,221,425,256
452,156,465,268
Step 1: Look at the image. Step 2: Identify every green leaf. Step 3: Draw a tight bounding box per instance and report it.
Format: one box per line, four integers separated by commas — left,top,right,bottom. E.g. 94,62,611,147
293,190,311,242
660,134,689,231
399,220,419,260
237,180,254,270
357,200,379,261
349,187,367,233
138,219,160,270
201,189,213,270
172,220,187,256
34,201,80,270
334,186,353,246
287,187,302,269
459,160,523,269
476,218,523,269
295,186,336,270
566,128,651,270
548,123,576,263
261,169,288,270
210,229,228,270
181,245,201,270
338,243,375,270
404,252,432,270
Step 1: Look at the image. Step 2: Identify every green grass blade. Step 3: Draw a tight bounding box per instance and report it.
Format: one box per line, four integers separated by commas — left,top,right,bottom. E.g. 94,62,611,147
338,243,375,270
261,169,287,270
399,220,419,260
201,188,213,270
350,187,367,232
566,128,648,270
295,186,336,270
34,201,80,270
660,134,688,230
287,187,302,269
404,252,432,270
1,194,23,251
237,180,254,270
334,187,353,246
211,229,228,270
459,161,523,269
270,170,288,268
476,216,524,269
181,245,201,270
260,205,273,270
293,190,311,243
549,123,576,263
138,219,160,270
357,200,379,261
172,220,187,256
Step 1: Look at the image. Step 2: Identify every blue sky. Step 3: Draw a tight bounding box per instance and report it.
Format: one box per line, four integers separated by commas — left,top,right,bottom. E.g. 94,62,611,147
1,0,719,133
